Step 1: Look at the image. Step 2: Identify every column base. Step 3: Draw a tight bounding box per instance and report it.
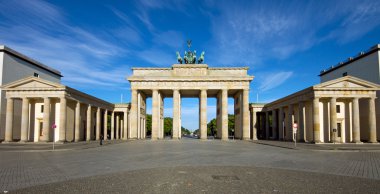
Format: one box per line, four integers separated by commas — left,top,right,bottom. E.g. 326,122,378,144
351,141,363,144
242,137,251,141
1,141,13,144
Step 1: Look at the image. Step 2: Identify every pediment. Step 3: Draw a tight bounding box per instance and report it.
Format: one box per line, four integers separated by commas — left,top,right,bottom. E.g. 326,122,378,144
2,76,65,90
314,76,380,90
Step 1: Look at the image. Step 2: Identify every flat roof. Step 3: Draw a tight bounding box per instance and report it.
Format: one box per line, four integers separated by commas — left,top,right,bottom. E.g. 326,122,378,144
319,44,380,76
0,45,62,77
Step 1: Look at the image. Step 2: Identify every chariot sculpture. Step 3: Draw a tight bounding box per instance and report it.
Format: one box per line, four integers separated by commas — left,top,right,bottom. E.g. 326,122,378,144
176,40,205,64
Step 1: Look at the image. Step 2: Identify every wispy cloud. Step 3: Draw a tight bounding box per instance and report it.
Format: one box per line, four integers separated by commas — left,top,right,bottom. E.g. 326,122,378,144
0,0,131,95
258,71,293,92
204,0,380,66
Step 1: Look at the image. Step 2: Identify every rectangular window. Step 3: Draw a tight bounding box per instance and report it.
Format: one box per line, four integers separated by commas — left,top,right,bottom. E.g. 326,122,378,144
34,72,39,77
41,105,44,113
342,72,348,76
336,105,340,113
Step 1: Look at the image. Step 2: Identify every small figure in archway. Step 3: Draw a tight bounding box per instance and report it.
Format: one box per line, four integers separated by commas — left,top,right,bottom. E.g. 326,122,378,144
100,135,103,146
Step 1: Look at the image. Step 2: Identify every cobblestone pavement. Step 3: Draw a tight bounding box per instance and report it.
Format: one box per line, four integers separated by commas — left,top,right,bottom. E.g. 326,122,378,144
1,139,380,192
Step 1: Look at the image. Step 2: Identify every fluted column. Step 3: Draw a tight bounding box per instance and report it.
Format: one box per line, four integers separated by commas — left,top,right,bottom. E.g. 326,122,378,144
278,107,284,140
352,98,361,143
116,115,120,139
251,108,258,140
242,89,250,140
123,109,128,140
75,102,81,141
4,98,14,142
298,102,305,142
42,97,51,142
86,105,92,141
129,89,138,139
58,97,67,142
172,89,180,139
313,98,321,143
200,89,207,140
221,89,228,140
265,111,270,139
368,98,377,143
20,97,29,142
330,97,337,142
272,109,277,140
152,89,159,140
96,107,101,140
111,111,115,140
103,110,108,140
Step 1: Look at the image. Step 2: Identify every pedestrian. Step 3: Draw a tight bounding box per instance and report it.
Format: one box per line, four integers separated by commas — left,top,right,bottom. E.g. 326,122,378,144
100,135,103,146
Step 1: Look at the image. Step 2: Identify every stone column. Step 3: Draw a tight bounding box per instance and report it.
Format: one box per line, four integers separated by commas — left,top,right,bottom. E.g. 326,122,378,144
20,97,29,142
129,89,138,139
330,97,337,143
172,89,180,139
221,89,228,140
86,105,92,141
313,98,321,143
200,89,207,140
59,97,67,142
5,98,14,142
111,111,115,140
116,115,120,139
352,98,361,143
265,111,270,139
75,101,80,142
287,104,293,141
152,89,159,140
123,109,128,140
120,119,123,139
272,109,277,140
368,98,377,143
103,110,108,140
278,107,284,140
42,97,51,142
344,100,351,142
96,107,101,140
298,102,305,142
251,108,258,140
242,89,250,140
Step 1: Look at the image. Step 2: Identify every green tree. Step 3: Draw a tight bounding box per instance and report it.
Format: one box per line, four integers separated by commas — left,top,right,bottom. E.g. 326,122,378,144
164,117,173,136
206,114,235,136
146,114,152,136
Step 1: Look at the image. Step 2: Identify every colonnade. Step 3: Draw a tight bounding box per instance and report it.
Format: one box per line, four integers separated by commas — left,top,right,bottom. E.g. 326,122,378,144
3,96,128,142
255,97,377,143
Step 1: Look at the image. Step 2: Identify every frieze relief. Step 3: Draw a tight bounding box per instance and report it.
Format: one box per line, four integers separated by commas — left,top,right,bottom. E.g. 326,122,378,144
131,81,250,89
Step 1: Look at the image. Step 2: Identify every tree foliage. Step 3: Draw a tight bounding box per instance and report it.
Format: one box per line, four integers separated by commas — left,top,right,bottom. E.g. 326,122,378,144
145,114,191,136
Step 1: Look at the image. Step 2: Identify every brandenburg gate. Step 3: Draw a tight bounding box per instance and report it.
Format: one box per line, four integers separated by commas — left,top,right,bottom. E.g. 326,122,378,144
127,43,254,140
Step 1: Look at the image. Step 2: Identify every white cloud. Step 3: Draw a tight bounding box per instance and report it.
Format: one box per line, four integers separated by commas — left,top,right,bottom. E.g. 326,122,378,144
258,71,293,92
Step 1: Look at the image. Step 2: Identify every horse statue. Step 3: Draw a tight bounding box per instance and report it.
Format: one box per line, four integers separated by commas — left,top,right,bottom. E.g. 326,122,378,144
198,51,205,64
176,51,183,64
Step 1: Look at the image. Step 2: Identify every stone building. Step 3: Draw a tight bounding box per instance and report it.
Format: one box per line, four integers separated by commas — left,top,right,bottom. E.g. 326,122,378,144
0,45,62,140
0,45,129,143
253,44,380,143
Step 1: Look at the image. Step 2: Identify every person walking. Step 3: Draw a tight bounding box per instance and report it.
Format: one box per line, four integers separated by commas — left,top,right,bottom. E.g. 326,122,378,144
100,135,103,146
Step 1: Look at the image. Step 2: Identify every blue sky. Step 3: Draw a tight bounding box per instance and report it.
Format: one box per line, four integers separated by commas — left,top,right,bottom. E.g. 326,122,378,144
1,0,380,130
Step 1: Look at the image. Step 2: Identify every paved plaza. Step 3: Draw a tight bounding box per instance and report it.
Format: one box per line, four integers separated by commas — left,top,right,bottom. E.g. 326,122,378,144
1,139,380,193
